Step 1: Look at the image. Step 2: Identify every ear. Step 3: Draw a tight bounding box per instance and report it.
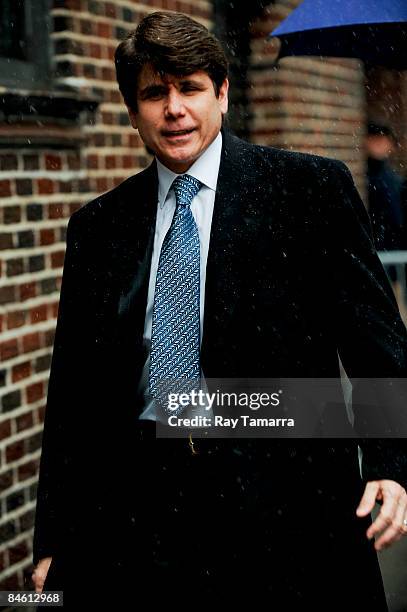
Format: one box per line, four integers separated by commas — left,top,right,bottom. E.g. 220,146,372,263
126,105,138,130
218,78,229,115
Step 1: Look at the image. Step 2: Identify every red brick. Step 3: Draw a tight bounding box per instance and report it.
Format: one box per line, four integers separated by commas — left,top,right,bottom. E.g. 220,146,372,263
23,154,40,170
0,469,13,490
51,301,60,318
48,203,64,219
87,155,98,169
0,573,22,590
51,251,65,268
69,202,81,214
102,111,113,124
0,285,16,304
122,155,133,168
45,154,62,171
96,178,108,192
67,153,80,170
16,179,33,196
97,22,111,38
0,232,13,249
59,180,72,193
40,229,55,246
89,43,102,58
105,155,116,169
66,0,81,9
0,419,12,438
36,404,46,423
38,179,54,195
12,361,31,383
6,257,24,276
105,3,116,18
7,312,25,332
3,205,21,223
20,282,36,301
26,381,44,404
16,411,34,432
44,329,55,347
102,67,114,81
26,431,42,453
6,439,25,462
22,332,40,353
0,180,12,197
0,339,19,361
30,304,48,324
0,153,18,171
8,541,28,565
18,458,38,481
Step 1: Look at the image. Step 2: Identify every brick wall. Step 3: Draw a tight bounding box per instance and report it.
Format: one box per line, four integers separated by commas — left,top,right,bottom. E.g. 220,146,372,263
1,0,405,593
248,0,367,198
0,0,212,591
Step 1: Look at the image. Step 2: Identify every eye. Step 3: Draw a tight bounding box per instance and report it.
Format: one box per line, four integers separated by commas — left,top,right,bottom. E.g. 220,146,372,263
182,85,199,93
142,87,166,100
148,91,164,100
147,91,163,100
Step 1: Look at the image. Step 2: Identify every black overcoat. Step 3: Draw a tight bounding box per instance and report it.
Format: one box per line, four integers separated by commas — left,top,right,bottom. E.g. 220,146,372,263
34,129,407,609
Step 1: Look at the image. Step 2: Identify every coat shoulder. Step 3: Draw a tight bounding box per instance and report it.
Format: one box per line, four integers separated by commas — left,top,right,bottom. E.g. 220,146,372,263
227,131,350,182
68,163,155,233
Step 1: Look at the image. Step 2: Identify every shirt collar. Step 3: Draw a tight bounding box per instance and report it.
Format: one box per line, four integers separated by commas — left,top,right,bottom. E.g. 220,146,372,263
156,131,222,208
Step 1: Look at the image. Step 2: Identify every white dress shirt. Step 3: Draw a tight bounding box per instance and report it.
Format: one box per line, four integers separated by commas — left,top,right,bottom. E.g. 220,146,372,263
138,131,222,421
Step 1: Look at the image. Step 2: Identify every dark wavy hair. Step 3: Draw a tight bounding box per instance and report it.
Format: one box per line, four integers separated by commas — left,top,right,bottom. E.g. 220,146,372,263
114,11,229,112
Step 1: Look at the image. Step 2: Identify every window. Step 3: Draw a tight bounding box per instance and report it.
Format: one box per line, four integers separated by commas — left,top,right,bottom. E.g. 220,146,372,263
0,0,51,89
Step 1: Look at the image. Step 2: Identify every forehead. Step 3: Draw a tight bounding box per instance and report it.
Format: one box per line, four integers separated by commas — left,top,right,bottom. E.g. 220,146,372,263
368,133,392,141
137,65,210,89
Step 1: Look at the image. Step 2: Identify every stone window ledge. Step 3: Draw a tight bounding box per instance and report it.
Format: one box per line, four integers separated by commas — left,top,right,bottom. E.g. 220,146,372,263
0,87,100,148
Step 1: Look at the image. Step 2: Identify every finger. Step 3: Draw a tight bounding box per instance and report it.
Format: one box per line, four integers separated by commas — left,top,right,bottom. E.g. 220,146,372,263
356,481,380,517
34,580,44,594
366,488,399,540
375,494,407,551
375,492,407,550
32,570,44,592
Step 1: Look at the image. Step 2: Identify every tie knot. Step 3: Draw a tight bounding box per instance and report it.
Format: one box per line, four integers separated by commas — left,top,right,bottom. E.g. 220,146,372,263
172,174,202,208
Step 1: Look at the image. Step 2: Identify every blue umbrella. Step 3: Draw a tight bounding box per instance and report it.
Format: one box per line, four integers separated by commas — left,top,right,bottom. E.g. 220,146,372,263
270,0,407,69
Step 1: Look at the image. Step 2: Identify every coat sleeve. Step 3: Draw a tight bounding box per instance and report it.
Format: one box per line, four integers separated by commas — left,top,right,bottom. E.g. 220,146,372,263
324,159,407,490
32,211,89,565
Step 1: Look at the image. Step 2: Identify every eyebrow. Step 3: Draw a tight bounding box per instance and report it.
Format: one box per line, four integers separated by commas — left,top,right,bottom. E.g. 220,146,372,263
138,78,205,99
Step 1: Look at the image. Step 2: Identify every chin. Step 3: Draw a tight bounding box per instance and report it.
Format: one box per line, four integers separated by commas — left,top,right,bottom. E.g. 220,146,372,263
165,152,197,167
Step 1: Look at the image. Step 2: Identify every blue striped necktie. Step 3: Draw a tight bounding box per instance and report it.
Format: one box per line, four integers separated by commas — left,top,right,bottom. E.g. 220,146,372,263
149,173,202,416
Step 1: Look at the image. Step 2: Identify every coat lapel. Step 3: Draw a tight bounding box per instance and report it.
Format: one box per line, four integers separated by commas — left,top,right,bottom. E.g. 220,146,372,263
201,129,268,375
110,159,158,349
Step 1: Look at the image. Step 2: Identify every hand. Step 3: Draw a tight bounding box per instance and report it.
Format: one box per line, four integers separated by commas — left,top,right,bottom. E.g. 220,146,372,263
32,557,53,593
356,480,407,551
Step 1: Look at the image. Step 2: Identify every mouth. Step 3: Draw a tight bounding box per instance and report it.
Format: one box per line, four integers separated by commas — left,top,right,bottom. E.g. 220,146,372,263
162,128,196,140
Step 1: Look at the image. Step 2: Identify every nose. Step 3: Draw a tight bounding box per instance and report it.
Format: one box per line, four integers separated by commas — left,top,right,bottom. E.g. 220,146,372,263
165,89,186,118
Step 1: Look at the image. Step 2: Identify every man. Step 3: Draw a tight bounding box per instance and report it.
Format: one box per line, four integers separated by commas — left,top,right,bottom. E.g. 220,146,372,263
32,11,407,610
366,122,404,254
366,122,407,321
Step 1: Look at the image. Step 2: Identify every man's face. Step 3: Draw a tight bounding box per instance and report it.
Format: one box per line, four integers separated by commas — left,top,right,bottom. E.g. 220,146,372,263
366,134,394,160
127,65,229,173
